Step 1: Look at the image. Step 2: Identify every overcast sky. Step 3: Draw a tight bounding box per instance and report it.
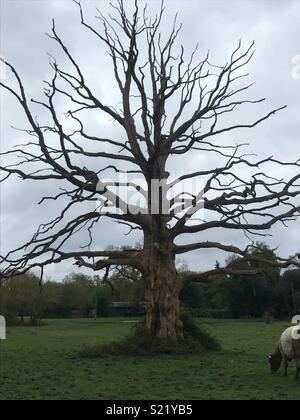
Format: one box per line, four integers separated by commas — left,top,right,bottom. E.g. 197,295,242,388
1,0,300,281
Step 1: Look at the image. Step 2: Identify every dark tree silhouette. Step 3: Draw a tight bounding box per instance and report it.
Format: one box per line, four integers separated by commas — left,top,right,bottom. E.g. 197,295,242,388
1,1,300,339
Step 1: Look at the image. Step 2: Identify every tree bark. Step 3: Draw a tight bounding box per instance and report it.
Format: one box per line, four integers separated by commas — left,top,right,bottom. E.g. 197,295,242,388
143,230,183,340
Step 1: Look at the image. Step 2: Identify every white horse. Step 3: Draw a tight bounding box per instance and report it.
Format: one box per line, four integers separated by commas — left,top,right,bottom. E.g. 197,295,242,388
269,326,300,380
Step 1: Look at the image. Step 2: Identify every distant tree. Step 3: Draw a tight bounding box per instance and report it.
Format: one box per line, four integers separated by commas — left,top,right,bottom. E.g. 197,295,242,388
92,275,112,318
109,266,145,311
0,273,41,324
61,273,95,317
282,269,300,316
221,244,281,317
40,281,63,318
180,282,202,308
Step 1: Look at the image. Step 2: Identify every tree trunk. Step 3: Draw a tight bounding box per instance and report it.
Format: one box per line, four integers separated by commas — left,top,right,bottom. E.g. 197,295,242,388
143,232,183,340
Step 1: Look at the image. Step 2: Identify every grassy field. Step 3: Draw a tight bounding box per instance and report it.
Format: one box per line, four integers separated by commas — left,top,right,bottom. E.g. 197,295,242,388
0,318,299,400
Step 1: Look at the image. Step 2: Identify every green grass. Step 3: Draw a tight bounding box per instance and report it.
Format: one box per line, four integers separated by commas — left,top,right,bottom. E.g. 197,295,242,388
0,318,299,400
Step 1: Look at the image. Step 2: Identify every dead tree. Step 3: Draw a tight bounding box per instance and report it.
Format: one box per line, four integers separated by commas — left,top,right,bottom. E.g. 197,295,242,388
1,1,300,340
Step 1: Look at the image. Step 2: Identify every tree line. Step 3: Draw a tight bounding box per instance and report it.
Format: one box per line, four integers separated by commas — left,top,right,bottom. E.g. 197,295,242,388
0,244,299,326
0,270,144,326
181,243,300,319
181,268,300,320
